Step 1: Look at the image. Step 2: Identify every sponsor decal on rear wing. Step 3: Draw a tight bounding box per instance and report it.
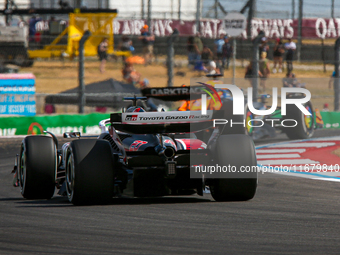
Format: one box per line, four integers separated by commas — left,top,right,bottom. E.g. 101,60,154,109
141,86,204,101
110,110,224,134
121,111,213,124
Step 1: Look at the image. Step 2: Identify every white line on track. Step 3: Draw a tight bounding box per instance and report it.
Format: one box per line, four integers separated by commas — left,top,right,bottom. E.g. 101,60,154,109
257,153,301,159
257,159,319,165
271,142,335,148
256,149,306,153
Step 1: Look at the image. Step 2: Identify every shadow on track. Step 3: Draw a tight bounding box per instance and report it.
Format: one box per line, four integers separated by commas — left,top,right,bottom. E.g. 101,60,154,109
15,196,213,208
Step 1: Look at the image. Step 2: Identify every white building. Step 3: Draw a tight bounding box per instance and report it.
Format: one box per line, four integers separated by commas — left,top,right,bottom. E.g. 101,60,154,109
109,0,198,20
0,0,30,8
21,0,199,20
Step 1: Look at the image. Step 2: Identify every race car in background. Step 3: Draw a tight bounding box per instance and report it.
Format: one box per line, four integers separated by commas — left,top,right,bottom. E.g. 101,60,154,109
245,94,323,140
12,97,257,205
141,81,323,140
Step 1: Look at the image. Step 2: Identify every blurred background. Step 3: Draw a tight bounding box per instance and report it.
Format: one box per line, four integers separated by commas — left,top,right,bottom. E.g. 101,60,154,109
0,0,338,117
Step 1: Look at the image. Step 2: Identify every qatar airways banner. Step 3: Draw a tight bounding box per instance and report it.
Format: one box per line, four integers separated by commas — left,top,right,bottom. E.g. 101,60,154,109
113,18,340,39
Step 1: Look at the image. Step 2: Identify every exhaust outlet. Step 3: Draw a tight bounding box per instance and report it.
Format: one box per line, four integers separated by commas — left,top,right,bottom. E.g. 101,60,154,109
164,147,175,158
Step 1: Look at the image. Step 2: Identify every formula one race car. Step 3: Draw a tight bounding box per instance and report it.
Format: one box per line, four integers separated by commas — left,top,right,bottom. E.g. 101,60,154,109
12,97,257,205
141,80,323,141
245,93,324,140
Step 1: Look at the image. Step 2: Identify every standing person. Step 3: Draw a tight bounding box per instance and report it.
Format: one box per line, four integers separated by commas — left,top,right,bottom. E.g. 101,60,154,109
272,38,285,73
259,52,270,92
98,38,108,73
222,36,233,70
187,36,195,66
259,37,269,59
119,35,133,61
285,38,296,73
201,45,213,66
245,61,263,87
329,71,336,89
119,35,133,52
139,25,155,66
193,32,203,61
214,34,225,68
28,15,42,42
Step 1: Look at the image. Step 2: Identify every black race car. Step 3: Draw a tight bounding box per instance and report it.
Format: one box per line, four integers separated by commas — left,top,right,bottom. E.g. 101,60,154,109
12,97,257,205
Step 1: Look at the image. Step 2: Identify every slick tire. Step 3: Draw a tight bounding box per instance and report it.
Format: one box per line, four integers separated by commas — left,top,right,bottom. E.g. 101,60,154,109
209,134,257,201
19,135,56,199
220,99,246,135
284,101,314,140
66,139,115,205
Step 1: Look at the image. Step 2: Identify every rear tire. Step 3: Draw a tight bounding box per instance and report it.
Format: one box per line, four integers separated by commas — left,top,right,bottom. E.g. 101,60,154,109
284,101,314,139
66,139,115,205
209,134,257,201
19,136,56,199
220,99,246,135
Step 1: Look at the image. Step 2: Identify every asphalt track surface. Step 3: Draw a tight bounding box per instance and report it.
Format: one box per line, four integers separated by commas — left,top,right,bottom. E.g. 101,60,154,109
1,129,340,254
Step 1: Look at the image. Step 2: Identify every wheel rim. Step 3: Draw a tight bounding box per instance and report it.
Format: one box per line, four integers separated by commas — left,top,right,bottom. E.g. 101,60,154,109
304,105,313,130
15,54,26,66
0,54,6,64
246,110,254,134
66,153,75,202
19,145,26,194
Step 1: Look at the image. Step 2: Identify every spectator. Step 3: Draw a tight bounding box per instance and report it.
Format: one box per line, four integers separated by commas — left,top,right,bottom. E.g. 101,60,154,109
188,33,203,68
194,32,203,60
97,38,108,73
122,62,149,88
214,34,225,68
139,25,155,66
285,38,296,73
194,32,203,55
201,45,213,66
259,52,270,92
282,72,298,87
28,15,42,42
272,38,285,73
322,103,329,112
122,62,141,84
222,36,233,70
259,37,269,59
119,35,133,61
187,36,196,66
329,71,336,89
206,61,219,75
245,61,263,86
119,35,133,52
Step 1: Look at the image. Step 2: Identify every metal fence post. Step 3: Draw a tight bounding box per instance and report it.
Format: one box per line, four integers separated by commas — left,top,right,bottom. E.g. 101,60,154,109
334,37,340,111
178,0,181,20
167,29,179,87
196,0,201,32
252,31,264,102
78,30,91,114
232,38,236,85
147,0,151,29
297,0,303,62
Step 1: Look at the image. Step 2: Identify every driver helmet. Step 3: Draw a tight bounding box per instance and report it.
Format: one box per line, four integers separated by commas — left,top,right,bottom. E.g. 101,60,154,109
126,106,145,112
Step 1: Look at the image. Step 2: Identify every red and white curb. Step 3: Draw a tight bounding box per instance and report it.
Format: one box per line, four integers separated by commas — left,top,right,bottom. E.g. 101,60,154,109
256,137,340,182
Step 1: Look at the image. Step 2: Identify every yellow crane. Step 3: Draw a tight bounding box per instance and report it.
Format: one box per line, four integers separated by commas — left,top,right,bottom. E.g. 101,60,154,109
28,12,131,59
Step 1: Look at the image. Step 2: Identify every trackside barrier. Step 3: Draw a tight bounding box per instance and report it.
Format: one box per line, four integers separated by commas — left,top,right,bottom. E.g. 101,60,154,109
320,111,340,129
0,113,109,136
0,112,339,137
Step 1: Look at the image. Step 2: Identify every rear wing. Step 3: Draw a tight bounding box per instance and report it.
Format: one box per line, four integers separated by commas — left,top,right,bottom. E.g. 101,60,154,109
141,86,204,101
110,110,223,134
